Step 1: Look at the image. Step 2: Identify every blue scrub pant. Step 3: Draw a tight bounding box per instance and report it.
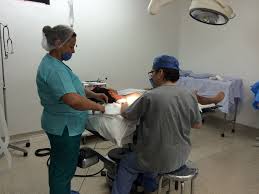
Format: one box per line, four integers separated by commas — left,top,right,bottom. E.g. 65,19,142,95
47,127,81,194
112,152,158,194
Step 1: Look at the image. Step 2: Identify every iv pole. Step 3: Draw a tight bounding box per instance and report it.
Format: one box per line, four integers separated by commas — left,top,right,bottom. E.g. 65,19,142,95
0,23,8,122
0,22,30,157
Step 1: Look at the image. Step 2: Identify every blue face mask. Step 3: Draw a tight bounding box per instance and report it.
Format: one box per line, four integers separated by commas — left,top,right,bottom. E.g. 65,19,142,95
149,78,156,88
61,52,72,61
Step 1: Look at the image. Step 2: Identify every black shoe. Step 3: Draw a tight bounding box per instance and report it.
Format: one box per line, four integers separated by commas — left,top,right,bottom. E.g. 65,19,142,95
71,191,80,194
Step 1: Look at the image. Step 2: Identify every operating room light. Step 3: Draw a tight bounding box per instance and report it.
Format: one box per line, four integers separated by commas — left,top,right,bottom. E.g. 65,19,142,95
189,0,235,25
190,9,226,25
148,0,235,25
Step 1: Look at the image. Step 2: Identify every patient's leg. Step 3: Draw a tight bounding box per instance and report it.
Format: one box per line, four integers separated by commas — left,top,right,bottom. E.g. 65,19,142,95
196,91,225,105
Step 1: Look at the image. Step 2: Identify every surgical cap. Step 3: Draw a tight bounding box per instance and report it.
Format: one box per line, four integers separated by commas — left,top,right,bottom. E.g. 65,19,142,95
152,55,179,70
251,82,259,109
41,25,74,51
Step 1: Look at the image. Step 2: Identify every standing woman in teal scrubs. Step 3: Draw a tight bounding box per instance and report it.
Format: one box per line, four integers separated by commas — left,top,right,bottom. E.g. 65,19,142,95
36,25,107,194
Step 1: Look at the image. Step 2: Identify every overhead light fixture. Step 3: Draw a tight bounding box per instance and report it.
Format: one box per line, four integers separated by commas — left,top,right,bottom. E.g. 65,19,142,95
189,0,235,25
148,0,235,25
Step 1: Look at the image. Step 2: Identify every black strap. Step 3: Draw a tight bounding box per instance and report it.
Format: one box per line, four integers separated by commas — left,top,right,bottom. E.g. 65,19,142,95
35,148,51,157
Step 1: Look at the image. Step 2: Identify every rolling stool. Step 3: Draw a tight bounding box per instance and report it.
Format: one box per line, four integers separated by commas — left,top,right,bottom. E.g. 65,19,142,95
157,162,198,194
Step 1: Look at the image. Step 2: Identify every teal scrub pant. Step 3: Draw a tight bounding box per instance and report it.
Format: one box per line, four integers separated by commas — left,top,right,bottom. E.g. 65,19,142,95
47,127,81,194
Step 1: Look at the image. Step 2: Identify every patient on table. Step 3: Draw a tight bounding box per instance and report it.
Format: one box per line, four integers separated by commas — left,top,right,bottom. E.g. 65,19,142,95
93,87,225,106
87,87,225,146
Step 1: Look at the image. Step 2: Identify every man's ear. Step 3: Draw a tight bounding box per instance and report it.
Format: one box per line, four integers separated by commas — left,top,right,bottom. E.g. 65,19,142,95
158,69,164,75
158,69,164,79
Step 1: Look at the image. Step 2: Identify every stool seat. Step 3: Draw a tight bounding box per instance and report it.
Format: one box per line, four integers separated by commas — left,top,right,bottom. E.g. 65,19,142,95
164,165,198,181
157,162,199,194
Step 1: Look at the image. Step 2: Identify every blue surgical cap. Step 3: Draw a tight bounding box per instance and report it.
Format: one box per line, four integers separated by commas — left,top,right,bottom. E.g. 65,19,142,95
251,81,259,109
251,82,259,94
152,55,179,70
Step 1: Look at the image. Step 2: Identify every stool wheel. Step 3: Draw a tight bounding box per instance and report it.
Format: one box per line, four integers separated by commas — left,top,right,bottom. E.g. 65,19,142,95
26,142,30,147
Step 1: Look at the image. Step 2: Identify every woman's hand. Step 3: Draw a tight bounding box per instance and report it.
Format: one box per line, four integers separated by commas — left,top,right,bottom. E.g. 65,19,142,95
95,93,108,103
97,104,105,113
92,104,105,114
85,88,108,103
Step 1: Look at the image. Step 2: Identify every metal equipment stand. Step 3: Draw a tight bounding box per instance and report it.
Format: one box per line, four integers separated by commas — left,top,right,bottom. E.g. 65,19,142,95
255,137,259,147
221,98,239,137
0,22,30,157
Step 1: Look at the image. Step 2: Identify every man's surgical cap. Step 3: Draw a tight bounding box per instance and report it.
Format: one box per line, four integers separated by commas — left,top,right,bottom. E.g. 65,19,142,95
152,55,179,70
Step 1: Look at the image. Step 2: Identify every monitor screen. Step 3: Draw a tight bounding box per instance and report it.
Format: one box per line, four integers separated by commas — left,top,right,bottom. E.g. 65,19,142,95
26,0,50,5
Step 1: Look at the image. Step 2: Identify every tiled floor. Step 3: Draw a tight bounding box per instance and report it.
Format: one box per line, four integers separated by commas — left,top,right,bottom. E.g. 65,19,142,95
0,116,259,194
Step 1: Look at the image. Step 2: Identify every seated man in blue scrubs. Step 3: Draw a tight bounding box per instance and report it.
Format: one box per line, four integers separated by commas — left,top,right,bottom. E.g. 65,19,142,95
112,55,202,194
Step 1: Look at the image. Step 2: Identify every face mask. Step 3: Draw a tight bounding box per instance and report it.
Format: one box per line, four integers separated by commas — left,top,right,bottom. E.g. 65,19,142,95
149,78,156,88
61,52,72,61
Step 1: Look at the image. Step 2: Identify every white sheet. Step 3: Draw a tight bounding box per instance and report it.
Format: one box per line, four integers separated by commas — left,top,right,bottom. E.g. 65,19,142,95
177,76,244,113
87,103,210,147
198,103,216,112
117,88,146,96
87,113,137,147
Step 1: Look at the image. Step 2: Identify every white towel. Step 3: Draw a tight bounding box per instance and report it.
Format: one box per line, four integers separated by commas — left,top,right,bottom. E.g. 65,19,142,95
104,103,121,115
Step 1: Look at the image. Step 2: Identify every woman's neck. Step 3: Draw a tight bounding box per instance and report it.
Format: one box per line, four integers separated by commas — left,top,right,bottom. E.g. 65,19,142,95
49,50,61,60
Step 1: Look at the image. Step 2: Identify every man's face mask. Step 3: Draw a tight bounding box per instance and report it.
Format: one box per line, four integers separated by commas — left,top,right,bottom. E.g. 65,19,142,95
61,52,72,61
149,78,156,88
148,70,157,88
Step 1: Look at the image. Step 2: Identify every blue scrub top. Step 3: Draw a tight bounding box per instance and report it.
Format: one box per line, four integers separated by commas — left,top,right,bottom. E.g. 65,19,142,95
36,54,88,136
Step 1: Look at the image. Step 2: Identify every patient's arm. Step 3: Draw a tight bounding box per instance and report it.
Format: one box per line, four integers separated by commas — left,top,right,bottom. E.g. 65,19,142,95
195,91,225,105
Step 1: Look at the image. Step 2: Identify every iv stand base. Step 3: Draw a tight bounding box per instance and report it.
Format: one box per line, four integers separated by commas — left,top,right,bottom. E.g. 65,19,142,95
8,139,30,157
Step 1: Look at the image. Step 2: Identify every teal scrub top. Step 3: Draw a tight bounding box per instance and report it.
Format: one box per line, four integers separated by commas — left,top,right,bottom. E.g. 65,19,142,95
36,54,88,136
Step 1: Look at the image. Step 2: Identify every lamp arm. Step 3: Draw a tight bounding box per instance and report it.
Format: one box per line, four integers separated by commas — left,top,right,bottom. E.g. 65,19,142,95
148,0,175,15
214,0,236,18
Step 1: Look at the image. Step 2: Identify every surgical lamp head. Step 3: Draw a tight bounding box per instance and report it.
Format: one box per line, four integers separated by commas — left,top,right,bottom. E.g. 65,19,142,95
189,0,236,25
148,0,235,25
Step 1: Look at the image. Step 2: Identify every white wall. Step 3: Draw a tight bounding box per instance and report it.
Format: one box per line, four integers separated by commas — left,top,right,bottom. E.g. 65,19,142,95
0,0,181,135
5,0,257,134
177,0,259,128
